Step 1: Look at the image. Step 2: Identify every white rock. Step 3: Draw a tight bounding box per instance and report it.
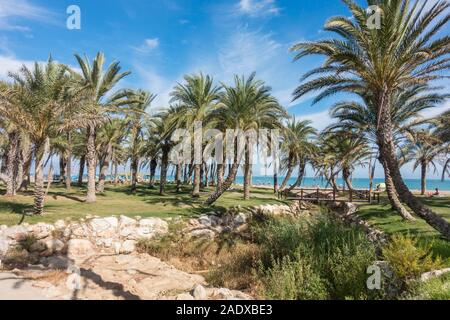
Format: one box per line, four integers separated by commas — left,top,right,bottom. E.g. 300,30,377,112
90,217,118,237
0,238,11,256
44,239,65,253
114,242,121,254
191,284,207,300
54,220,66,230
67,239,95,261
176,293,195,300
198,215,212,227
120,226,137,238
120,240,136,254
3,225,28,241
135,227,155,239
119,215,137,228
30,223,55,240
233,213,247,226
139,218,169,234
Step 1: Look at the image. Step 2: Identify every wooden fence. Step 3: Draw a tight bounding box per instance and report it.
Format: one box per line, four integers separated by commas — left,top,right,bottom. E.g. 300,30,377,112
278,187,381,204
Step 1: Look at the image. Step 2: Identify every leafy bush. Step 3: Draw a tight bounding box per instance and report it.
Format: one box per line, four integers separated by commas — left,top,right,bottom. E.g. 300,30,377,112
403,272,450,300
382,234,442,285
258,254,328,300
251,214,378,300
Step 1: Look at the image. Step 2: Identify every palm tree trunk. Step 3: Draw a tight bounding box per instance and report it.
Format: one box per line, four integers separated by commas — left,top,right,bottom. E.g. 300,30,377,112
5,130,20,197
19,146,32,191
287,162,306,192
97,158,109,193
273,173,278,193
59,155,66,184
204,161,241,206
421,160,427,195
149,158,157,188
380,156,415,221
279,165,294,191
243,147,251,200
192,164,201,197
114,162,119,185
66,132,72,191
217,163,224,190
204,162,209,188
376,91,449,237
131,157,138,192
342,167,354,191
77,155,86,187
176,164,182,193
86,125,97,203
159,150,169,195
33,141,48,215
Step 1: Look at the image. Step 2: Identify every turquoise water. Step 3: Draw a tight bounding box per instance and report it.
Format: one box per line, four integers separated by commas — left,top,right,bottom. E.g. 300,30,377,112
69,174,450,191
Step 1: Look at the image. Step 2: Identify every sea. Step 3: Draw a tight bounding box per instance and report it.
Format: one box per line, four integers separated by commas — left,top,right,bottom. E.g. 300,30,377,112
68,175,450,191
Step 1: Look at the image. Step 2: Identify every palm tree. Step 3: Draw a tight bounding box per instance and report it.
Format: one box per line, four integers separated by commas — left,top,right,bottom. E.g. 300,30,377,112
400,128,447,195
291,0,450,238
279,118,316,191
124,89,155,192
1,58,71,214
204,73,286,204
327,85,443,220
152,106,181,195
96,119,127,192
73,52,130,203
170,74,221,198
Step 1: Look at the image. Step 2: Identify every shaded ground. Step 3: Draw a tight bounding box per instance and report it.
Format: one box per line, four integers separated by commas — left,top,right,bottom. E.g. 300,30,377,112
0,184,287,226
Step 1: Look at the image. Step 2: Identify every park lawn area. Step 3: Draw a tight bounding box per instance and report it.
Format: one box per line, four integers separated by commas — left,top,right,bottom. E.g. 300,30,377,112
0,184,287,226
358,195,450,266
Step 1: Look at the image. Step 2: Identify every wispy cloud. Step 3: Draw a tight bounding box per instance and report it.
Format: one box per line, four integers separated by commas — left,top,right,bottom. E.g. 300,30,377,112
236,0,281,17
0,55,35,79
0,0,56,31
131,38,160,54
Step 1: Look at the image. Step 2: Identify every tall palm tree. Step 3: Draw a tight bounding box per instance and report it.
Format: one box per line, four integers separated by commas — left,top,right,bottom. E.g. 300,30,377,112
152,106,181,195
96,119,127,192
400,128,447,195
327,85,443,220
279,118,316,191
204,73,286,204
170,74,221,198
124,89,155,192
1,58,71,214
291,0,450,238
73,52,130,203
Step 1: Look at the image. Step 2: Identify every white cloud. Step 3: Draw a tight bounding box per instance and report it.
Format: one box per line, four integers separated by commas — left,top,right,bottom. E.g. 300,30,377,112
237,0,280,17
131,38,160,54
0,55,35,79
0,0,55,31
300,110,333,131
218,28,281,79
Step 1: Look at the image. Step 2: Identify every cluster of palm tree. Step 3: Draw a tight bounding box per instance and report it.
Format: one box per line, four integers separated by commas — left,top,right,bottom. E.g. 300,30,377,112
291,0,450,238
0,0,449,240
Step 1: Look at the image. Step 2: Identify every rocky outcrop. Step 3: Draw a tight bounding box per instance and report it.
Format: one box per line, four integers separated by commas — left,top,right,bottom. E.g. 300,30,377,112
0,215,169,264
185,201,315,240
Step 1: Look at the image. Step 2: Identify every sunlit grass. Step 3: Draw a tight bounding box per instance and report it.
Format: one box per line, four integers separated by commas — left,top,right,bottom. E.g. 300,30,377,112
0,183,286,226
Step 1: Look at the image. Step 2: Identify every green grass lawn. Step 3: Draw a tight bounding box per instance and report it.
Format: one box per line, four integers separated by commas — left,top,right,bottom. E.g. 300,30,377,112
358,195,450,265
0,183,286,226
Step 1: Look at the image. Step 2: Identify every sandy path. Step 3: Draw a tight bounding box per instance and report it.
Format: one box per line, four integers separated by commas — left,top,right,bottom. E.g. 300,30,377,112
0,272,50,300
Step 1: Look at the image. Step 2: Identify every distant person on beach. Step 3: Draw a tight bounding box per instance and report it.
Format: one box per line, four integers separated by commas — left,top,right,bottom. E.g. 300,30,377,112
427,188,440,198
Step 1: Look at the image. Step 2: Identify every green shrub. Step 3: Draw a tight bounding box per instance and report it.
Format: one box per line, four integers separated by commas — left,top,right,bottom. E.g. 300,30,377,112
259,254,328,300
19,234,37,251
251,214,378,300
382,234,442,285
403,272,450,300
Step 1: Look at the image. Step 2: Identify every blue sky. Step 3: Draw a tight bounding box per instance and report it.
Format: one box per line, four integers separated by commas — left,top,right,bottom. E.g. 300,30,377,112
0,0,448,179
